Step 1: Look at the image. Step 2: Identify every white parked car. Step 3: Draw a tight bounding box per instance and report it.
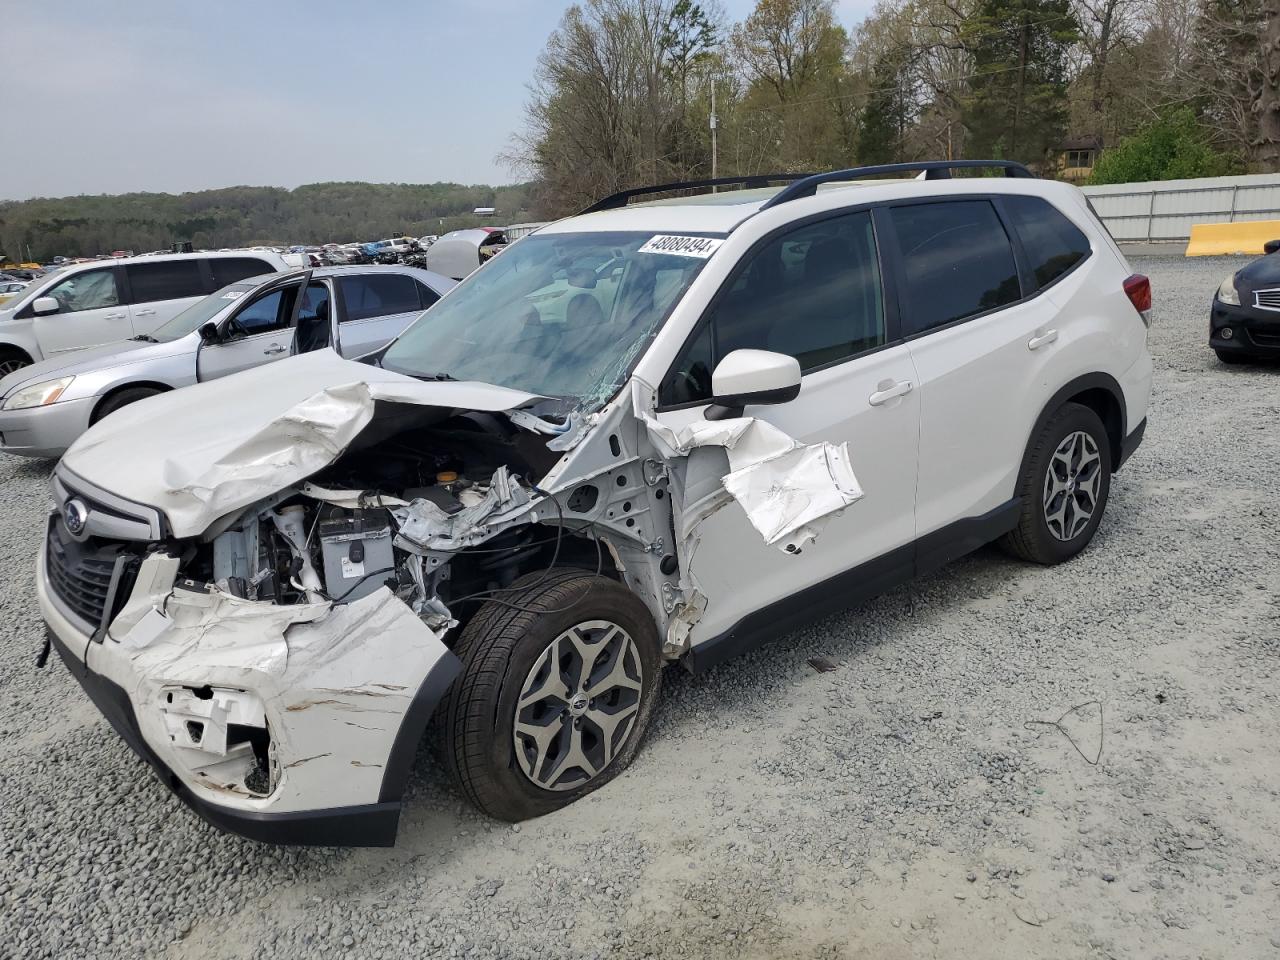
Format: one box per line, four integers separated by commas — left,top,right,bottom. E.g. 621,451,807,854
0,251,289,375
36,161,1151,846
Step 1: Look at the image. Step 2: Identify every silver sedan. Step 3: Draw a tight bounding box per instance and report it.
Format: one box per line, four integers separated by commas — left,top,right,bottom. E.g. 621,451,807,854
0,264,454,458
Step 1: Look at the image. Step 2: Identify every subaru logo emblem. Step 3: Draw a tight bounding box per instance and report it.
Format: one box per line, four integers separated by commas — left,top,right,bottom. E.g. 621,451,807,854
64,498,89,536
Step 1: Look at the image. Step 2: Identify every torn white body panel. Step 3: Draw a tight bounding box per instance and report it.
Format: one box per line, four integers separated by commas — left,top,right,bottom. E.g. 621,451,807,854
637,393,864,553
60,349,544,539
41,541,455,814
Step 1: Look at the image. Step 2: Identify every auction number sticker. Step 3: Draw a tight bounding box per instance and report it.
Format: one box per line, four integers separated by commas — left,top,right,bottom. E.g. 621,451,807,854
638,235,724,258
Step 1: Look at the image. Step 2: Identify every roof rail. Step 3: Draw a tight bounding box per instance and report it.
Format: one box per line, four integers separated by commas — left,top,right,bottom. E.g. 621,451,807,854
580,173,814,214
759,160,1034,211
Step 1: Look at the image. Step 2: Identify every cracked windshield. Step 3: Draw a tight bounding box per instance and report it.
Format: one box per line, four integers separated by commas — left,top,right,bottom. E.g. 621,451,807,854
381,231,716,406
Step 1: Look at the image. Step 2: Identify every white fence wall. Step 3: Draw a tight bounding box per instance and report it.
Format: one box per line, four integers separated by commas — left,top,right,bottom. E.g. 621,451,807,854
1082,174,1280,243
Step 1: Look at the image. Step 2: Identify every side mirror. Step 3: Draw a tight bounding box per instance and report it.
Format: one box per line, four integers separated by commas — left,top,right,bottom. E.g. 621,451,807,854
705,349,801,420
1265,239,1280,255
198,321,220,344
32,296,59,315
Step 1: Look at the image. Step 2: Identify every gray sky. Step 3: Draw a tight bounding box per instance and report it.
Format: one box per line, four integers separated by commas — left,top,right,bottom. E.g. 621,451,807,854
0,0,875,201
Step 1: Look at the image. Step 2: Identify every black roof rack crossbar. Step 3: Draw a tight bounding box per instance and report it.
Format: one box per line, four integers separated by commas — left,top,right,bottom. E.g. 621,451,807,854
580,173,814,214
759,160,1035,211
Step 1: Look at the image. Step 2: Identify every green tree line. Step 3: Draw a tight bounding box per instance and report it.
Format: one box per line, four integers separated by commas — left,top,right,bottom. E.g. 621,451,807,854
0,181,534,262
507,0,1275,215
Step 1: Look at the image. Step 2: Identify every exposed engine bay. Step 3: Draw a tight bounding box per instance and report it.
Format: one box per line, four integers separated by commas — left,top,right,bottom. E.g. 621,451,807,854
188,410,602,632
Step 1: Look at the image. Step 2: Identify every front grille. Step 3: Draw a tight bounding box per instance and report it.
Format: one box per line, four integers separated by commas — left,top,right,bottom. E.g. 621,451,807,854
45,521,133,630
1250,329,1280,348
1253,289,1280,312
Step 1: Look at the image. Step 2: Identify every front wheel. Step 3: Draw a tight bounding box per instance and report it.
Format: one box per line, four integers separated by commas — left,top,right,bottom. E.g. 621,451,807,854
440,568,662,821
1001,402,1112,565
91,387,162,424
0,348,31,377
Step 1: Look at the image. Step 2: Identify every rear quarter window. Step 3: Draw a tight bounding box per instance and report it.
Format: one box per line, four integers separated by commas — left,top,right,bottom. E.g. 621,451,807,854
209,257,277,288
125,259,205,304
1003,195,1091,290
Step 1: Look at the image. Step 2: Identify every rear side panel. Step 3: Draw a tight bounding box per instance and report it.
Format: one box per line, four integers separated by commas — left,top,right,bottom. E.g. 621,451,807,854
902,187,1149,539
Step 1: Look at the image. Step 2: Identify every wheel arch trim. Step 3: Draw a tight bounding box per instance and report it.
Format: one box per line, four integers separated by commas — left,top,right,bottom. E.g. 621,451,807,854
1019,372,1127,483
89,381,176,424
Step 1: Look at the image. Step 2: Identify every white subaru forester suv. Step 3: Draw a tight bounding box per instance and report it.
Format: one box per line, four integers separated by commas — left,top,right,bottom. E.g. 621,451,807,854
37,162,1152,846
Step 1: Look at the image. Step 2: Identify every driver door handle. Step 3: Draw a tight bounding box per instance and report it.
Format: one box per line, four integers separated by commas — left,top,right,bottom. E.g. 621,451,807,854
134,308,157,317
104,312,127,320
1028,329,1059,350
262,345,287,355
868,379,913,406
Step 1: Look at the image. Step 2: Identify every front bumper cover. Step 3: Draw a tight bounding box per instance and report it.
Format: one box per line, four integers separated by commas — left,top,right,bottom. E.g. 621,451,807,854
1210,300,1280,359
46,628,443,845
39,541,462,847
0,395,96,458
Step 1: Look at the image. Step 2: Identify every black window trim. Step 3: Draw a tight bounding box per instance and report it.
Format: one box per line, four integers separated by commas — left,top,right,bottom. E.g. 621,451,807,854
878,193,1093,347
656,202,900,412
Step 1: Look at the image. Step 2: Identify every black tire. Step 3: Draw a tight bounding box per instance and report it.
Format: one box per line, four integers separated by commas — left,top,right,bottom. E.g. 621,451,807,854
1001,402,1112,565
1215,349,1249,365
91,387,162,424
440,568,662,821
0,348,31,377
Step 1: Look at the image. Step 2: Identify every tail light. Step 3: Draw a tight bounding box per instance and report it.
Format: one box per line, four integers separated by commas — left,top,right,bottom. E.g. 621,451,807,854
1124,274,1152,326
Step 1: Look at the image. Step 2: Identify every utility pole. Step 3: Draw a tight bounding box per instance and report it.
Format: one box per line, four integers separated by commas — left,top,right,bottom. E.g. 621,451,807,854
709,77,718,184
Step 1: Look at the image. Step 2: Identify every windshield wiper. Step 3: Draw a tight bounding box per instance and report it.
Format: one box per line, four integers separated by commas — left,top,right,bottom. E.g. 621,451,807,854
130,334,159,343
415,372,458,381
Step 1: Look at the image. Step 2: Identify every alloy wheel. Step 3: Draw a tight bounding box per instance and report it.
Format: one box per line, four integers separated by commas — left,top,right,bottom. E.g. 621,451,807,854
0,358,29,377
512,619,643,792
1043,430,1102,542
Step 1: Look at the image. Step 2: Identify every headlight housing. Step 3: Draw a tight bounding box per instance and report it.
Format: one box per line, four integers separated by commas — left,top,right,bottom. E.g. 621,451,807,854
1216,274,1241,306
2,376,75,411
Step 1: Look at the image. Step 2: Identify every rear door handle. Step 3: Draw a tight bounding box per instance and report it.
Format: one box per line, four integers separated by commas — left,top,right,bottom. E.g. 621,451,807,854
104,312,128,320
262,345,287,355
1028,329,1059,350
134,308,157,317
868,379,913,406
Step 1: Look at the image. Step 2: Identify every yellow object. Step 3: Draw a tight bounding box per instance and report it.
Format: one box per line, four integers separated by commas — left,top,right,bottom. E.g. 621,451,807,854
1185,220,1280,257
435,470,459,484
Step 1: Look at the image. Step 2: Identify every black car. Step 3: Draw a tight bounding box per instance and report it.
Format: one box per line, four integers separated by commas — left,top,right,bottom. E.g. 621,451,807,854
1210,240,1280,363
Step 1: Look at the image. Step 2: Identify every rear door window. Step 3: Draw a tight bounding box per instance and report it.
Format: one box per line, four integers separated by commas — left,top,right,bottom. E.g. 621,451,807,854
209,257,277,288
125,259,206,304
888,200,1021,335
338,273,424,322
1002,195,1091,290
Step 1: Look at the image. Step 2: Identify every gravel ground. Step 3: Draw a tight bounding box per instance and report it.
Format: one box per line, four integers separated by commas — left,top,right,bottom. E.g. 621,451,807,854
2,254,1278,959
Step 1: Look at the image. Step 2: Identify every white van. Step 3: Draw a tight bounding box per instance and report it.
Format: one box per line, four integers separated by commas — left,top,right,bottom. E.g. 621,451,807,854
0,251,289,375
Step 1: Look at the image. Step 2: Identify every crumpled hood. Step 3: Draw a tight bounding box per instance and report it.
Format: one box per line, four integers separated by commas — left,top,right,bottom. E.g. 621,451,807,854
61,349,544,538
0,338,169,397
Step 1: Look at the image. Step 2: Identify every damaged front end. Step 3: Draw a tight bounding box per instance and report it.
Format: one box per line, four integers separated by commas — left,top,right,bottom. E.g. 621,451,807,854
39,350,864,845
37,363,669,844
